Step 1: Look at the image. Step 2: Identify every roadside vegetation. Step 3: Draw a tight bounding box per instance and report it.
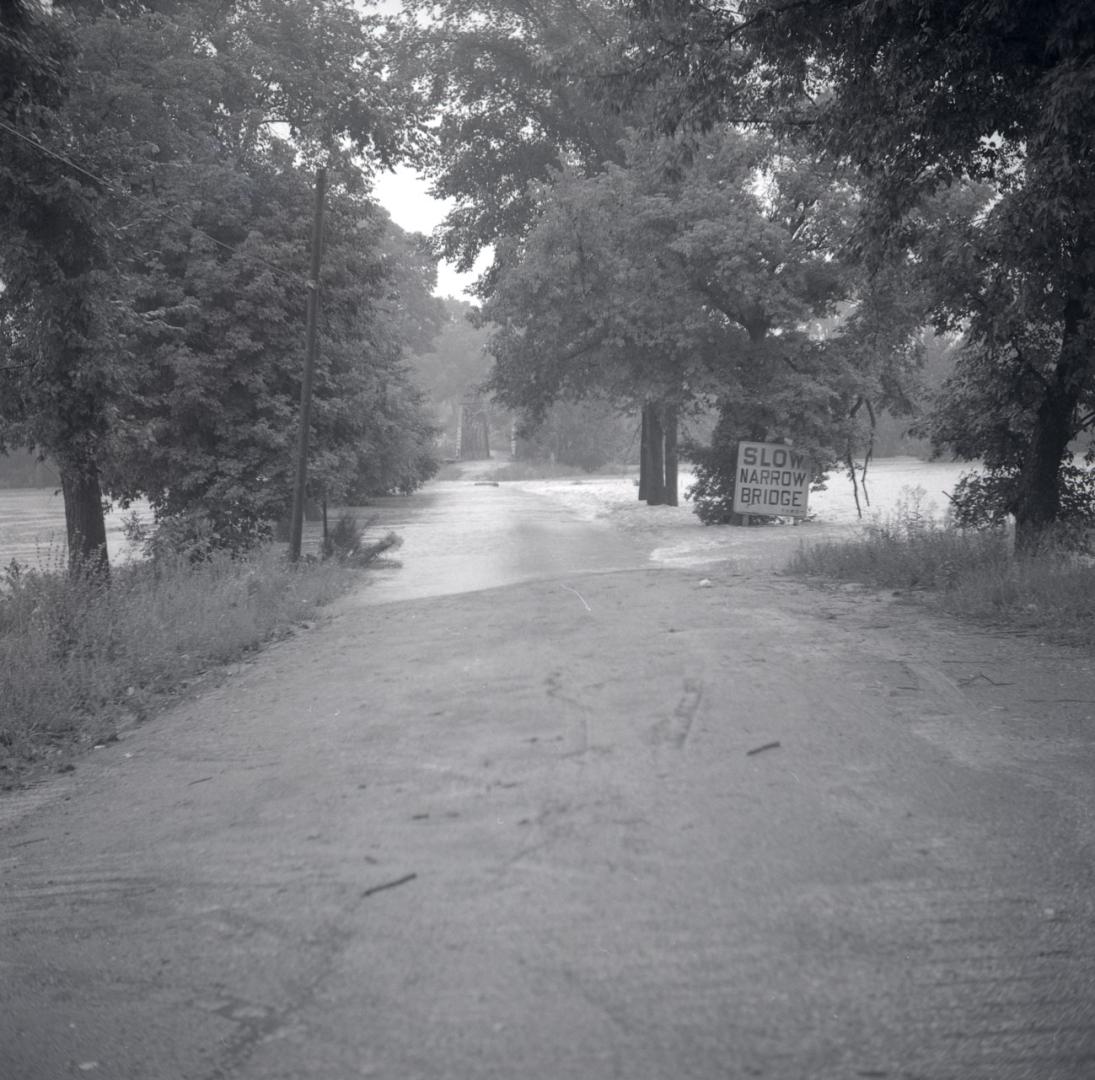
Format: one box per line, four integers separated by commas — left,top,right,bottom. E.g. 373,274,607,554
788,488,1095,647
0,514,395,787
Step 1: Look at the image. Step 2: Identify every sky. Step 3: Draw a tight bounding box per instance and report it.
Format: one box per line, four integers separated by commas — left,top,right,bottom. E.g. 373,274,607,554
372,164,490,300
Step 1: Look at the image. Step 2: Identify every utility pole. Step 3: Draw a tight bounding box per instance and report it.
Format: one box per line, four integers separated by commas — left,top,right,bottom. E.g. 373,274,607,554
289,166,327,563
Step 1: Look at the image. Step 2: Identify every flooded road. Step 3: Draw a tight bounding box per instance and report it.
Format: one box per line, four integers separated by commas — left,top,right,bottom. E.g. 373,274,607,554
357,479,653,604
3,471,1095,1079
0,478,647,587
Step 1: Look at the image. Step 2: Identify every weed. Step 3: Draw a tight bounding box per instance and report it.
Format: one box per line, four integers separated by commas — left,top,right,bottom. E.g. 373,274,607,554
0,547,359,784
788,485,1095,645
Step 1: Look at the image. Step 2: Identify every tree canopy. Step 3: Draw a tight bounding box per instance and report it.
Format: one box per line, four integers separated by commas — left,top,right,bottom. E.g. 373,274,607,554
1,0,443,568
395,0,933,510
626,0,1095,542
482,125,923,501
391,0,632,277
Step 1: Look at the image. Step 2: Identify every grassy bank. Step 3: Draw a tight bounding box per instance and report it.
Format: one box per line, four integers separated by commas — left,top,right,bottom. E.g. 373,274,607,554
788,498,1095,646
0,547,366,787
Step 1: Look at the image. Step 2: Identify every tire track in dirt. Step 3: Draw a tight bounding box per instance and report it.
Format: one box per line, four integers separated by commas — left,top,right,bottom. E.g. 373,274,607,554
649,674,705,750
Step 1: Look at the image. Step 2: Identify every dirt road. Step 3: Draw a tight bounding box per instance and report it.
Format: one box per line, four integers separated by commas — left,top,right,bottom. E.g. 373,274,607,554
2,476,1094,1079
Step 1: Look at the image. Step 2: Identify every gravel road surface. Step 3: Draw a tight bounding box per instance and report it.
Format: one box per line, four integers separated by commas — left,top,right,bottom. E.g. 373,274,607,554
2,475,1094,1079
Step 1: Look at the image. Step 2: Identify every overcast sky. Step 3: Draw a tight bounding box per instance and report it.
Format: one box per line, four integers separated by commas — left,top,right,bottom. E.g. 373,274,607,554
372,164,489,300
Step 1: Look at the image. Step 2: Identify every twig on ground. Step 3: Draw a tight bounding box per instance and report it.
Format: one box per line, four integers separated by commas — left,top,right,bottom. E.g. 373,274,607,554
957,672,1014,687
746,740,782,756
361,872,417,899
561,584,592,612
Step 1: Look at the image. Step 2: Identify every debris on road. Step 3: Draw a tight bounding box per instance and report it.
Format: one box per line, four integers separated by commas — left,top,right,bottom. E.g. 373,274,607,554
746,740,782,756
361,872,417,900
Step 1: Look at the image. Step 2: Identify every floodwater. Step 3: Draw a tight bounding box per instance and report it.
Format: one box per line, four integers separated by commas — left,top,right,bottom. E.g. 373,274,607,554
0,489,148,569
0,480,648,599
354,480,652,605
0,457,977,590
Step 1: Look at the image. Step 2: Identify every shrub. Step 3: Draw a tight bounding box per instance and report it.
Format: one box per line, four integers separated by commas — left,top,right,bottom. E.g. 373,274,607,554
123,507,271,562
685,442,741,525
321,512,402,565
947,459,1095,546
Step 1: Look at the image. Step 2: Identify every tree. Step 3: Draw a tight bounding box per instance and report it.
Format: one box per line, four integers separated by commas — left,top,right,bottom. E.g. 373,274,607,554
396,4,930,508
1,0,71,111
482,127,913,512
405,298,495,453
394,0,724,498
391,0,631,278
100,158,437,543
318,215,445,502
627,0,1095,547
515,399,638,472
0,0,434,568
0,3,134,575
481,157,710,505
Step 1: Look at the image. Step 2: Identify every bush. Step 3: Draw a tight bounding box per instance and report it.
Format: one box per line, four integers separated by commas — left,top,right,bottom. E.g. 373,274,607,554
321,512,402,565
684,411,749,524
123,507,271,562
949,461,1095,550
685,450,740,524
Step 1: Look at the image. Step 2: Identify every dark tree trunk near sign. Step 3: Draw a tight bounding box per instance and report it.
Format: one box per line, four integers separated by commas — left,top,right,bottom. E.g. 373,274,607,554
1012,295,1088,553
61,462,109,579
638,401,677,506
664,404,679,507
642,402,666,506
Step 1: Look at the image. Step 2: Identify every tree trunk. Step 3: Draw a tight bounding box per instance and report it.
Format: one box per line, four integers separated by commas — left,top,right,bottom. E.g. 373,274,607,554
61,461,109,578
1013,388,1077,552
645,403,666,506
1013,298,1087,553
638,406,649,502
664,403,679,507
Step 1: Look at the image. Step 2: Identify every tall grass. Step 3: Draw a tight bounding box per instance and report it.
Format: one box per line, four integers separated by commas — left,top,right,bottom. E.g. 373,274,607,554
0,549,357,782
788,486,1095,646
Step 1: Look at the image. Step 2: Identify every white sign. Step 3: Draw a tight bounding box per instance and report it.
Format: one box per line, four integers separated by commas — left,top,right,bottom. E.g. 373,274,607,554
733,441,811,518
